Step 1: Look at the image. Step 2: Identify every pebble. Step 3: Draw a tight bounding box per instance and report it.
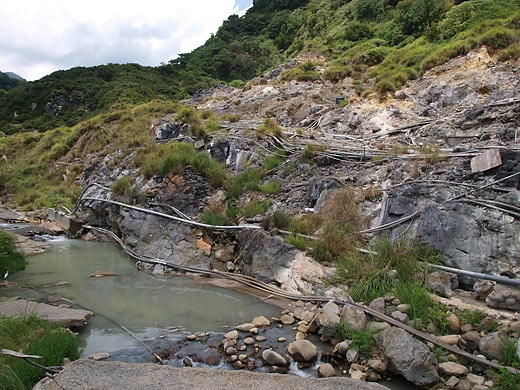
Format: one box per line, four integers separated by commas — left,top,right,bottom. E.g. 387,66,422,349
295,332,306,340
224,330,239,340
244,337,255,345
390,311,409,323
256,336,266,342
236,323,255,332
445,376,459,387
183,357,192,367
367,359,387,373
186,334,196,341
229,355,238,362
239,354,248,360
437,334,460,344
467,373,485,386
278,337,287,342
252,316,270,327
280,314,295,325
226,347,237,355
396,304,410,313
90,352,111,361
438,362,469,376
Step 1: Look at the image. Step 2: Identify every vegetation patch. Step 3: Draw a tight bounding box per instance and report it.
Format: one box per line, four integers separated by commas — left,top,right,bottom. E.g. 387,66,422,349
0,231,25,276
0,315,79,390
259,180,280,194
243,199,271,218
279,62,320,82
335,321,376,357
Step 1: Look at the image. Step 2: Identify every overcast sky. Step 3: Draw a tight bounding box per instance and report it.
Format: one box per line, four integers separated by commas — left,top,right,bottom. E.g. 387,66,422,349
1,0,253,81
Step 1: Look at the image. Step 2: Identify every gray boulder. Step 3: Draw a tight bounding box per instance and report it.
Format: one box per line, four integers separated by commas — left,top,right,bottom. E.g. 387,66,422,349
262,350,289,367
479,332,506,360
308,301,340,339
307,177,339,205
427,271,453,297
375,327,439,387
287,340,318,362
340,304,366,332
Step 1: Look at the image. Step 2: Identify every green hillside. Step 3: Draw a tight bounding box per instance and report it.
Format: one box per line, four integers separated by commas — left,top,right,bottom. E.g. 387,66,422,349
0,71,25,93
1,0,519,135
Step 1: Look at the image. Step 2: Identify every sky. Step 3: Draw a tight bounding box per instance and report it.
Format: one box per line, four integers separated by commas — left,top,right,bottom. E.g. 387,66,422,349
0,0,253,81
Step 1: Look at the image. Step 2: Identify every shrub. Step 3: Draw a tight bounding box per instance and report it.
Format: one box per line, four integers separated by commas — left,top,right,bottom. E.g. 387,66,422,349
301,143,326,163
344,21,374,42
396,0,446,36
498,43,520,61
0,230,25,276
290,214,322,235
229,79,245,88
323,65,351,82
279,63,320,82
174,106,200,125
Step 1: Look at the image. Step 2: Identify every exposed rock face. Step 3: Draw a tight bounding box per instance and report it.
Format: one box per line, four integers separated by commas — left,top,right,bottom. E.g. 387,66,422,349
287,340,318,362
384,182,520,278
155,121,189,141
238,229,329,294
375,327,439,387
0,299,93,328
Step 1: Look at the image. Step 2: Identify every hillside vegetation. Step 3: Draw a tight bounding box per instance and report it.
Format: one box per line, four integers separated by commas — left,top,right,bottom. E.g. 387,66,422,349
1,0,519,136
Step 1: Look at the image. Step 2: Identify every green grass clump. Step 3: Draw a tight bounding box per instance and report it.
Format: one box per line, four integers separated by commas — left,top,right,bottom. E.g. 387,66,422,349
226,168,264,198
335,322,375,356
490,369,520,390
286,234,307,250
0,315,79,390
323,65,351,82
263,152,286,171
219,113,241,122
499,42,520,61
279,62,320,82
136,141,227,187
395,281,432,327
500,339,520,367
111,176,135,196
200,212,233,226
174,106,200,125
258,118,284,139
260,180,280,194
459,309,486,328
0,231,25,276
301,143,326,163
243,199,271,218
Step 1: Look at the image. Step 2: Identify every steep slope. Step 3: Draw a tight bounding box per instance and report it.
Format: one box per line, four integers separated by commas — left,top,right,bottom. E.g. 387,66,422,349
2,0,518,136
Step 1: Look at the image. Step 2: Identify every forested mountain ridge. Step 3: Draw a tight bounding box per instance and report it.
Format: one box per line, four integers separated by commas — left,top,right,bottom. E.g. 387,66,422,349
1,0,519,135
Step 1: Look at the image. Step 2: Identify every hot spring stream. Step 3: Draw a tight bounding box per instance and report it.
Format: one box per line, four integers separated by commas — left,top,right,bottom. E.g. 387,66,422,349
1,236,415,388
3,237,280,358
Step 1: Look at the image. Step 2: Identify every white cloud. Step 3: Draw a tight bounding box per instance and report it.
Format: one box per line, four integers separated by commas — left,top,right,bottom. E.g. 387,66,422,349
0,0,241,80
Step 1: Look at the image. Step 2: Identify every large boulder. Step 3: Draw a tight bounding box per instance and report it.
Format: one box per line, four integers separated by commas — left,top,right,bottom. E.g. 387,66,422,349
287,340,318,362
479,332,507,360
262,350,289,367
238,229,329,295
375,327,439,387
308,301,340,339
340,304,366,332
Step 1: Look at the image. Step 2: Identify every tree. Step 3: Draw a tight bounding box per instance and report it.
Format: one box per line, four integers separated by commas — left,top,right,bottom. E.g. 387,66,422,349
396,0,446,35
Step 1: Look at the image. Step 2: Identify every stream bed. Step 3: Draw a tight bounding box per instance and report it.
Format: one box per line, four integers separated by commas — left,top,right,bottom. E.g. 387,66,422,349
3,238,280,358
1,236,416,388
